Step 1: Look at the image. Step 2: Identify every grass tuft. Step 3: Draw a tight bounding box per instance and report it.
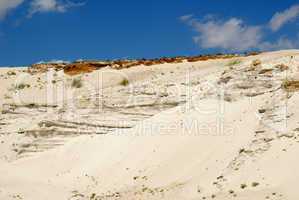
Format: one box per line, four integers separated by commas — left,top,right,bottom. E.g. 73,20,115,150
240,184,247,189
252,182,259,187
282,79,299,92
71,77,83,88
120,78,129,86
15,83,30,90
227,59,242,66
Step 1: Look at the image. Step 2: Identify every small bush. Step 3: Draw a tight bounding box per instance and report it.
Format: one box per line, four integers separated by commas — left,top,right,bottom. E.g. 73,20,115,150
282,79,299,92
120,78,129,86
240,184,247,189
239,148,245,154
4,94,11,99
252,182,259,187
17,128,25,134
15,83,30,90
252,59,262,67
71,77,83,88
7,71,16,76
227,60,241,66
275,64,289,71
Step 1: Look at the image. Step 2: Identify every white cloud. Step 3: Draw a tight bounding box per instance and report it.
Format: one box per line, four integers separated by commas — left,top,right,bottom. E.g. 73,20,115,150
181,13,299,52
259,37,298,51
179,14,194,22
270,4,299,31
0,0,24,20
185,17,263,51
28,0,85,17
0,0,85,20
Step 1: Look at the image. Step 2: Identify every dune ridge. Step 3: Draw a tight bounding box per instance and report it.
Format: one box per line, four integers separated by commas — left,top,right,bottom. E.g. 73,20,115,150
0,50,299,200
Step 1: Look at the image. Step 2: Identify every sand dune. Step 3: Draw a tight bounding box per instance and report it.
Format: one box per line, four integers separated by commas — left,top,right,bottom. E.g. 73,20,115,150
1,50,299,199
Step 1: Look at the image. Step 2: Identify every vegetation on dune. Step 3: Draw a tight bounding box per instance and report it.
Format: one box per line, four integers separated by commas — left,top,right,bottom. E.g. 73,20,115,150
71,77,83,88
14,83,30,90
120,78,129,86
227,59,242,66
282,79,299,92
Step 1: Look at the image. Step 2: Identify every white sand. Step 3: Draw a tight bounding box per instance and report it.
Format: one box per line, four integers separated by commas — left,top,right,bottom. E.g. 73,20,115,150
1,50,299,199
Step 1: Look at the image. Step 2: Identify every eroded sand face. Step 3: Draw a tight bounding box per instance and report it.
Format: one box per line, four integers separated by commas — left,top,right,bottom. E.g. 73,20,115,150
1,50,299,199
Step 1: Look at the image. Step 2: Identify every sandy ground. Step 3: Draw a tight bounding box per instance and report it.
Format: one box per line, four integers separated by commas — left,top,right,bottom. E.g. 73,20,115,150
1,50,299,199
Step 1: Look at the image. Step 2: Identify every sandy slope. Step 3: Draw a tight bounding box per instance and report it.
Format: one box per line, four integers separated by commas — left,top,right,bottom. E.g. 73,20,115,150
1,50,299,199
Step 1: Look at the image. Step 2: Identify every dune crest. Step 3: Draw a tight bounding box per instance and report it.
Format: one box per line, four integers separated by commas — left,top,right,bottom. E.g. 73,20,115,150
0,50,299,200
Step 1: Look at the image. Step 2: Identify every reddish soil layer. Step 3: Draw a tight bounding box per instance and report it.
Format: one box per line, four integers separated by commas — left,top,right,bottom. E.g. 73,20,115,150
28,52,260,75
64,63,98,76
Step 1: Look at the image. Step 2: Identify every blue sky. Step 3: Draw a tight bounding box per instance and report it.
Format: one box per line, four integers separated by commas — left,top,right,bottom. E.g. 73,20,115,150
0,0,299,66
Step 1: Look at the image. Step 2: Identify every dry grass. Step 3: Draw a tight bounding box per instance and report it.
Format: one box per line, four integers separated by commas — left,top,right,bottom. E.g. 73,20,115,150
258,68,273,75
120,78,129,86
240,184,247,189
252,182,259,187
252,59,262,66
71,77,83,88
7,71,16,76
282,80,299,92
275,64,289,71
246,59,262,72
4,94,11,99
14,83,30,90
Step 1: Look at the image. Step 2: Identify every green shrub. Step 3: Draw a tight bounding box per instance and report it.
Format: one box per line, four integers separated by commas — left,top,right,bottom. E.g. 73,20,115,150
120,78,129,86
227,60,242,66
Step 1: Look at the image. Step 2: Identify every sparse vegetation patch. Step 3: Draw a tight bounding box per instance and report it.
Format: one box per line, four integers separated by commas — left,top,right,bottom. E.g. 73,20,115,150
282,79,299,92
7,71,16,76
14,83,30,90
252,182,259,187
71,77,83,88
227,59,242,66
120,78,129,86
240,184,247,189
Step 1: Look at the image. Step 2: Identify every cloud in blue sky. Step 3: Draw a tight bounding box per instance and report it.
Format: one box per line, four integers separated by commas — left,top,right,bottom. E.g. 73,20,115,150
181,4,299,51
259,37,296,50
0,1,298,57
0,0,24,20
182,17,263,51
0,0,84,20
28,0,85,18
269,4,299,32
